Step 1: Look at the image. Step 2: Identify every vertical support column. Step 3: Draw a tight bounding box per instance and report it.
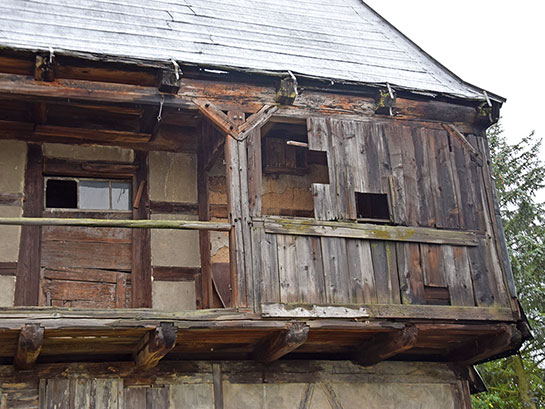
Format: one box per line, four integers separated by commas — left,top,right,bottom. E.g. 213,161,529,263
15,143,43,306
132,151,152,308
198,121,213,309
225,111,254,308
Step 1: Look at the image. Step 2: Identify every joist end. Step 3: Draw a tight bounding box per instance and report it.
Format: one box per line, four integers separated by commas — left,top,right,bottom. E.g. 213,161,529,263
134,323,178,370
14,324,44,370
253,322,309,364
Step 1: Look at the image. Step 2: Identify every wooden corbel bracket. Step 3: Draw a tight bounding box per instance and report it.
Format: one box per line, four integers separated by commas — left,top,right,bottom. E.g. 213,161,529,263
35,53,55,82
374,84,397,116
14,324,44,370
253,322,309,363
134,322,178,370
351,325,418,366
275,74,298,105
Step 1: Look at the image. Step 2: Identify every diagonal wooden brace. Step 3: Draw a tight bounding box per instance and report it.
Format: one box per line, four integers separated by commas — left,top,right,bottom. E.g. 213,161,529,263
352,325,418,366
253,322,309,363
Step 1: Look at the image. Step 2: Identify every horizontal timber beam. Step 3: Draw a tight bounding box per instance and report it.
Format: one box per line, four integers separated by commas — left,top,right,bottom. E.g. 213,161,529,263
352,325,418,366
253,322,309,363
134,323,177,370
261,303,516,322
257,217,479,246
0,217,231,232
14,324,44,370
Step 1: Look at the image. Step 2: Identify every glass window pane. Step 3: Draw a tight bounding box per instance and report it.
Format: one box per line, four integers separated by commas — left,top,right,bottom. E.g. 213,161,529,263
79,180,110,210
111,182,131,210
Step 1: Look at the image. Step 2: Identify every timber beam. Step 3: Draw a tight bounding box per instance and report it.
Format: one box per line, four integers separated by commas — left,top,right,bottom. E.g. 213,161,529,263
448,325,522,366
352,325,419,367
253,322,309,363
14,324,44,370
134,323,177,370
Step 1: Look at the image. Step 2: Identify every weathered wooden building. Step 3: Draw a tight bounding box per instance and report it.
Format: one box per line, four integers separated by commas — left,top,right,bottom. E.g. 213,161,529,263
0,0,531,407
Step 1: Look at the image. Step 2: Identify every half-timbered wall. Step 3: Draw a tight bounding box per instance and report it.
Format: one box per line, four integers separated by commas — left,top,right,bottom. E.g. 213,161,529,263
251,117,512,311
0,361,471,409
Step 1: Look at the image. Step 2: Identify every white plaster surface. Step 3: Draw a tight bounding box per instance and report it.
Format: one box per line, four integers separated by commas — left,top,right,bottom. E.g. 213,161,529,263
0,275,16,306
149,151,197,203
0,140,27,194
0,205,22,262
151,213,200,268
152,280,196,312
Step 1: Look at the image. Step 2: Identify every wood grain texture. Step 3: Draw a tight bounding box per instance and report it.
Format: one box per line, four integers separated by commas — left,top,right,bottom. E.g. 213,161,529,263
253,323,309,363
14,143,43,306
134,323,177,370
14,324,44,370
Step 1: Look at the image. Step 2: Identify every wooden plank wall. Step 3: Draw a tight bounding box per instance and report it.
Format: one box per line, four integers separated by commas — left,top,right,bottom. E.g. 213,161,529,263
256,117,511,309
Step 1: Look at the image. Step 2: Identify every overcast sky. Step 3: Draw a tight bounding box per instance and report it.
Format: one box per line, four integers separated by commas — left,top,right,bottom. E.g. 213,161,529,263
364,0,545,200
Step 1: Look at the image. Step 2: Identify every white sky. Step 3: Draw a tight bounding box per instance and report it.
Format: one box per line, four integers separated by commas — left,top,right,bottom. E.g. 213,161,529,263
364,0,545,201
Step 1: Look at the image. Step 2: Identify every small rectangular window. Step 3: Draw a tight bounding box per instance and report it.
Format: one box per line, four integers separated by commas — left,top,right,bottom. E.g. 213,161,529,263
355,192,390,222
45,177,131,211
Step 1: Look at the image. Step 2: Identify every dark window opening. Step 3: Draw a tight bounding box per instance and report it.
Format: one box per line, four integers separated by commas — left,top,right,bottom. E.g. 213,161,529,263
355,192,390,221
261,122,329,217
45,177,131,210
46,179,77,209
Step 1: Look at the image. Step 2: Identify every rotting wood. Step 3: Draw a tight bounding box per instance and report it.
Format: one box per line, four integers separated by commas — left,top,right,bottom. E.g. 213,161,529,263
0,217,231,231
253,322,309,363
256,217,478,246
448,325,522,365
134,323,178,370
352,325,419,366
443,124,483,166
14,324,44,370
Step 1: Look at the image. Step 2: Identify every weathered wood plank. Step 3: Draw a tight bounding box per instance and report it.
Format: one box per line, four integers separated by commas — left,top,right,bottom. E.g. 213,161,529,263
370,241,400,304
213,364,224,409
443,246,475,307
295,236,326,304
396,242,425,305
321,237,350,304
199,122,213,309
256,231,280,305
277,234,298,304
412,127,435,227
346,239,377,304
259,217,478,246
124,388,146,409
420,244,446,287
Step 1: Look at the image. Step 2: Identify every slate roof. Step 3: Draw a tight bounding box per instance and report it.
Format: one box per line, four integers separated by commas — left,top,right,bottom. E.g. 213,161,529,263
0,0,500,101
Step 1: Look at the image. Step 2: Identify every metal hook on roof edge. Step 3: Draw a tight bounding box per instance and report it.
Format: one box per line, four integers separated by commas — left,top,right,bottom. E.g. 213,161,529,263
386,82,395,100
157,95,164,122
483,91,492,107
48,47,55,64
171,59,181,81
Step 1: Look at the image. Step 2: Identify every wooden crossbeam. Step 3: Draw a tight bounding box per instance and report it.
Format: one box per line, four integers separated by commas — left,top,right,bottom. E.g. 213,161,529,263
134,323,178,370
448,325,522,366
253,322,309,363
352,325,418,366
194,99,238,138
0,217,232,231
14,324,44,370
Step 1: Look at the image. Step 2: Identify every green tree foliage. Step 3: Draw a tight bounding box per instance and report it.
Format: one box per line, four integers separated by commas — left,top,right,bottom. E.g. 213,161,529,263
472,123,545,408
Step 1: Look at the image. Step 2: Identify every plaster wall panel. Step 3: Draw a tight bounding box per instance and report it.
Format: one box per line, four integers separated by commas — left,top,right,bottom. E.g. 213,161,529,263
0,205,22,262
152,280,196,312
149,151,197,203
150,213,200,268
0,140,27,194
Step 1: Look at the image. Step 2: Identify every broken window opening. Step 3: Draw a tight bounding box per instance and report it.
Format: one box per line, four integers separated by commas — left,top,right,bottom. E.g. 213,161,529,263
261,122,329,217
355,192,391,223
45,177,131,211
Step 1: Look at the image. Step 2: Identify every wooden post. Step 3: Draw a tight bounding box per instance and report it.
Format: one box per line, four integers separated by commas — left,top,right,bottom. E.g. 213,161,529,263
134,323,177,370
199,121,213,308
132,151,152,308
253,322,309,363
14,144,43,306
14,324,44,370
